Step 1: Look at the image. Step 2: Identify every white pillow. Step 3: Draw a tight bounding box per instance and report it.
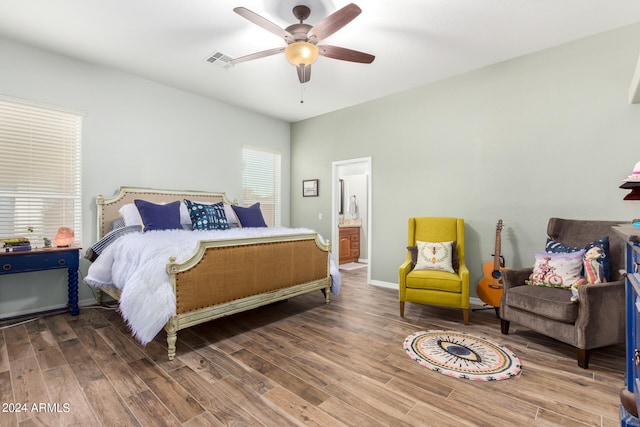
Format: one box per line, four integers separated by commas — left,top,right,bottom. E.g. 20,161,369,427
118,202,191,226
414,240,455,273
224,203,239,227
118,203,142,226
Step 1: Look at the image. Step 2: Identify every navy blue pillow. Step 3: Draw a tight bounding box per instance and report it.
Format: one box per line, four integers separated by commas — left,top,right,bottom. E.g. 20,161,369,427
231,203,267,228
133,200,182,232
183,199,229,230
545,236,611,281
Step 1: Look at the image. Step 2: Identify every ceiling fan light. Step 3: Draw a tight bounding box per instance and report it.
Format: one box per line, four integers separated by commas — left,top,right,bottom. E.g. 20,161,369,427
285,41,318,66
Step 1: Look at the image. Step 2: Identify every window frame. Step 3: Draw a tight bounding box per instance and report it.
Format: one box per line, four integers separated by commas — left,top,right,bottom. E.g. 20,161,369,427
241,145,282,227
0,95,83,248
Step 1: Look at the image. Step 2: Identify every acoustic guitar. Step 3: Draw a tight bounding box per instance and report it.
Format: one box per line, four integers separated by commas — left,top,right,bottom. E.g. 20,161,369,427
477,219,505,308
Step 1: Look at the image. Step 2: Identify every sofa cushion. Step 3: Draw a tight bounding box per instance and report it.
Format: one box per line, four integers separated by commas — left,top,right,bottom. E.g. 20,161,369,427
505,285,578,323
406,269,462,292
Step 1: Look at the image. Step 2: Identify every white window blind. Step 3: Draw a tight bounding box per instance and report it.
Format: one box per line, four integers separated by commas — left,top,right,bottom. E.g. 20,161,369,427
242,146,281,227
0,96,83,248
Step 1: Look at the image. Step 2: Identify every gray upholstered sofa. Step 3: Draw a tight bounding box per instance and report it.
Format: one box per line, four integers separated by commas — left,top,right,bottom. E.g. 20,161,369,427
500,217,628,368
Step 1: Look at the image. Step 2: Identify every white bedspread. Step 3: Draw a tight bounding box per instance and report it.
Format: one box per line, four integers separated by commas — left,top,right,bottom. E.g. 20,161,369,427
85,227,340,345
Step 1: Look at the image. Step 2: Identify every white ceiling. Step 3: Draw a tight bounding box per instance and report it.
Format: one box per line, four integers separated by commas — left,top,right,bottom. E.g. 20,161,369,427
1,0,640,122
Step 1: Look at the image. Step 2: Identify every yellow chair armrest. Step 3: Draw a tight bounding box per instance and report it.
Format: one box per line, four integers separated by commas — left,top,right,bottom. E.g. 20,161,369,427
399,260,412,289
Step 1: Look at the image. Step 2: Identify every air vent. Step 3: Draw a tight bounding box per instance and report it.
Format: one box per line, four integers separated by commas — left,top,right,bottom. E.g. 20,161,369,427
206,51,234,69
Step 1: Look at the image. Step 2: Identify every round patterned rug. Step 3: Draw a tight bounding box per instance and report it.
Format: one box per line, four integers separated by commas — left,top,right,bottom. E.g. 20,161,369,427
403,330,522,381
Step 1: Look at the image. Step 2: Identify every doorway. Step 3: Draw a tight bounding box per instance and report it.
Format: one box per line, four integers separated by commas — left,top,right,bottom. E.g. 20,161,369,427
332,157,372,284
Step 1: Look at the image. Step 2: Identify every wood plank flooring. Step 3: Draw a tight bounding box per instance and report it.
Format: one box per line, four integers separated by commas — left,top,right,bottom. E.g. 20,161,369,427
0,267,626,426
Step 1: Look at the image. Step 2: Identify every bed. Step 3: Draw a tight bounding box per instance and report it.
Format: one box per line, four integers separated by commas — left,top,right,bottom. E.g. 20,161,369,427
84,186,336,360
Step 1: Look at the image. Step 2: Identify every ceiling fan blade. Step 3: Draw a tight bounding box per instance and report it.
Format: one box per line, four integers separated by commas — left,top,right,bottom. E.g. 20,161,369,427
307,3,361,42
230,47,285,65
233,7,294,42
318,45,375,64
297,65,311,83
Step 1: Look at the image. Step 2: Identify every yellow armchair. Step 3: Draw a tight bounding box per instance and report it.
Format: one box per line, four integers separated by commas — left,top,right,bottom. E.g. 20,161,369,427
399,217,470,324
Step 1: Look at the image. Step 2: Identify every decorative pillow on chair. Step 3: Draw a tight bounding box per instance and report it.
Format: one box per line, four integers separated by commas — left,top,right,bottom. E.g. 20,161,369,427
183,199,229,230
414,241,455,273
545,236,611,281
231,203,268,228
527,250,585,288
408,242,459,272
133,200,183,232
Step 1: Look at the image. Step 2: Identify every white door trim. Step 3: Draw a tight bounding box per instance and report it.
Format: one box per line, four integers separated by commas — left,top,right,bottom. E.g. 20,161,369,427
332,157,372,284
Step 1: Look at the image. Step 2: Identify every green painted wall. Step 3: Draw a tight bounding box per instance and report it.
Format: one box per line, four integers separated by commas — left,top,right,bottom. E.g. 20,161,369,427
291,23,640,291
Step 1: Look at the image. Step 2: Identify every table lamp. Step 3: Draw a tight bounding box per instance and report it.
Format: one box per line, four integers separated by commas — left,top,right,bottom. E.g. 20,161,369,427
54,227,74,247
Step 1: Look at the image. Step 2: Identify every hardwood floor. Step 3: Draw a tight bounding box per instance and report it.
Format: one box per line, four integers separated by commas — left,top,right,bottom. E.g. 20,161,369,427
0,267,626,426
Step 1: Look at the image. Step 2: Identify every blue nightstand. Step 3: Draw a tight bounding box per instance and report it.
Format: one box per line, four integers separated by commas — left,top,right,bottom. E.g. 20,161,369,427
0,247,81,318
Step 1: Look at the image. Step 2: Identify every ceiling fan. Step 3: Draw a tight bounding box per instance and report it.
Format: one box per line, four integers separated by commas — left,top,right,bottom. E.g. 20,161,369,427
230,3,375,84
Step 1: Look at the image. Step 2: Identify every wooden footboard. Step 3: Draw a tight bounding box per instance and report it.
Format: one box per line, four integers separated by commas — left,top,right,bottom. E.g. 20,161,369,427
164,233,331,360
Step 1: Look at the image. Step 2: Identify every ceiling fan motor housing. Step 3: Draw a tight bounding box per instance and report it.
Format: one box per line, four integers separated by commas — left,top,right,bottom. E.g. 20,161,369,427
285,23,313,42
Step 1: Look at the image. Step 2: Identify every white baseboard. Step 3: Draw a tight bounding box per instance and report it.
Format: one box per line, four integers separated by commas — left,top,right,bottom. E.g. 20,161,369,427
1,297,99,320
369,279,397,290
470,297,484,306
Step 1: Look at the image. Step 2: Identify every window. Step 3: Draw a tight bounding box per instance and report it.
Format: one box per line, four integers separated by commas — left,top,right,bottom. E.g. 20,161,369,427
0,96,83,247
241,146,281,227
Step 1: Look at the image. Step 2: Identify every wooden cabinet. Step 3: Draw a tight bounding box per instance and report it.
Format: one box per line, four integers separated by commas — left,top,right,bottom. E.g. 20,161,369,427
339,226,360,264
616,225,640,425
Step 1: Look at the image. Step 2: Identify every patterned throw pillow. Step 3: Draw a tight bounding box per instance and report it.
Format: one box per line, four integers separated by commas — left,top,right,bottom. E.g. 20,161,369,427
545,236,611,281
183,199,229,230
414,241,455,273
85,225,142,261
527,250,585,288
407,241,459,272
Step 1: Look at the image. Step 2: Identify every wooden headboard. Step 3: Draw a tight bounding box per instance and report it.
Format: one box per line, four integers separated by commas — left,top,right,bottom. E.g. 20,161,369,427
96,186,234,239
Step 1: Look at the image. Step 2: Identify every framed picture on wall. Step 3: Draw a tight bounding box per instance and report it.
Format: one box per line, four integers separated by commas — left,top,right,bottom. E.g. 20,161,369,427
303,179,319,197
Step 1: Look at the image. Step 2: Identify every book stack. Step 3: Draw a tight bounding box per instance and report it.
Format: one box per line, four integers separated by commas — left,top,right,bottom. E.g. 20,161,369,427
2,237,31,252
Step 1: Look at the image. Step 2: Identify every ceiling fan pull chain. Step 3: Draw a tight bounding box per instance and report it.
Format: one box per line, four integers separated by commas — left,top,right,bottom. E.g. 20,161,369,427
300,84,304,104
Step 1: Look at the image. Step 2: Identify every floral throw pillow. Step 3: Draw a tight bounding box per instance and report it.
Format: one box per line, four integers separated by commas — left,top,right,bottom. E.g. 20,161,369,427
527,250,585,288
545,236,611,281
414,240,455,273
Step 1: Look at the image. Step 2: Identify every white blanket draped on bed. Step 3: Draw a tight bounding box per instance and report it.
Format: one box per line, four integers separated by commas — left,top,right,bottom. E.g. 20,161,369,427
85,227,340,346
